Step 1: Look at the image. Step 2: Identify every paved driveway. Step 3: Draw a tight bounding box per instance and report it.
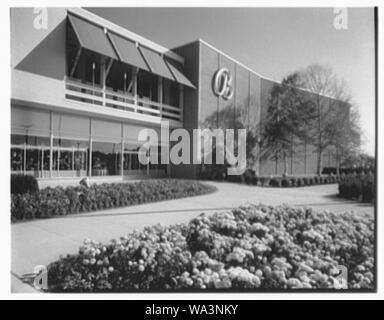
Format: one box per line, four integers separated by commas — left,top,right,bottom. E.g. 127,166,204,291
11,182,373,292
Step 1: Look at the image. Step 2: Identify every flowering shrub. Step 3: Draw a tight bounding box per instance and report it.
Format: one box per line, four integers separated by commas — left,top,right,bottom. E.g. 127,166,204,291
339,173,375,203
46,204,374,292
11,180,216,222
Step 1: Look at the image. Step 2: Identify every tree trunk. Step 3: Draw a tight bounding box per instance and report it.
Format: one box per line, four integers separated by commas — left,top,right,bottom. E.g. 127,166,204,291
275,154,278,175
283,151,288,176
336,146,340,176
317,149,323,175
316,94,322,175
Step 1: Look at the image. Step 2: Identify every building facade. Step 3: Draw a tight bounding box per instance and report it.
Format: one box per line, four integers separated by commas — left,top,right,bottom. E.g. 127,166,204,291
11,7,340,185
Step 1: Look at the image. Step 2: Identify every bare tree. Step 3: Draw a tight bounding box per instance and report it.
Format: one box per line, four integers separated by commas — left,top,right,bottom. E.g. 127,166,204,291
331,104,362,173
298,64,356,174
261,73,314,175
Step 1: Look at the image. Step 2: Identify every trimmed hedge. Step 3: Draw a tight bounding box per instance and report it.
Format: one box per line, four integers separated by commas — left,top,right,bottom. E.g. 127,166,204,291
46,204,374,292
339,173,375,203
322,167,374,175
11,174,39,195
204,163,343,189
11,179,216,222
259,175,337,188
206,166,339,188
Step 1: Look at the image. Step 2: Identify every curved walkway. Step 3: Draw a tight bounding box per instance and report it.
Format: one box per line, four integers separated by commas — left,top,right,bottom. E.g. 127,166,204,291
11,182,373,292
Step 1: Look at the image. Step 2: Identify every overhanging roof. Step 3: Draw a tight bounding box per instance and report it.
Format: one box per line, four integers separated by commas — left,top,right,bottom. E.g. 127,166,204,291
68,14,117,60
108,32,150,72
68,12,195,90
68,8,184,64
165,59,195,88
139,46,175,81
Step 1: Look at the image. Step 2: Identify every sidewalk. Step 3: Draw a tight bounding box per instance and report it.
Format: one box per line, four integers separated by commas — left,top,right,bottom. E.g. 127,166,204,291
11,182,373,293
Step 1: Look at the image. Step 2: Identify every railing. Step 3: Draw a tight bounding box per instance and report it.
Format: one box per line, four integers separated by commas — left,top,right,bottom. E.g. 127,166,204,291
64,77,183,122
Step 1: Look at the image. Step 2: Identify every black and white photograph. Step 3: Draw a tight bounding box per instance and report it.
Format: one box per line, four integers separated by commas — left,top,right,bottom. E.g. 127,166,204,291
2,1,381,301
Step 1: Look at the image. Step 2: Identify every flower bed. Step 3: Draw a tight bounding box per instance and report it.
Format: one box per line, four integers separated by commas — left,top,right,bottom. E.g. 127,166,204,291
11,179,216,222
46,204,374,292
339,173,375,203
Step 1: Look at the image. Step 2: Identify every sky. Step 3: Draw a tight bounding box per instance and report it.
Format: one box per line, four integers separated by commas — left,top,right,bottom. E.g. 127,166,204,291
87,7,376,156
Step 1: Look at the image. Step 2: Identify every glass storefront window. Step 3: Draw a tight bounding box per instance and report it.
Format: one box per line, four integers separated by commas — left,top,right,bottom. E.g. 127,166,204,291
11,125,167,178
58,150,73,170
157,146,167,173
11,147,23,172
11,134,50,177
122,143,146,174
53,138,89,177
43,149,50,171
25,148,41,171
92,141,121,176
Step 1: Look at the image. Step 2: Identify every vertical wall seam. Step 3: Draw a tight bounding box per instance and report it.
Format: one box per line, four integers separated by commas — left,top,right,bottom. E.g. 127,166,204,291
217,50,220,128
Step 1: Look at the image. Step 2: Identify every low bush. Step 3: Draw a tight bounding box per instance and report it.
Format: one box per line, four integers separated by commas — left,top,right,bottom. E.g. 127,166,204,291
11,174,39,195
339,173,375,203
200,164,227,181
243,169,255,184
227,175,244,183
11,180,216,222
362,180,374,203
46,204,374,292
281,178,290,188
296,178,303,187
269,177,282,187
259,177,269,187
350,181,362,199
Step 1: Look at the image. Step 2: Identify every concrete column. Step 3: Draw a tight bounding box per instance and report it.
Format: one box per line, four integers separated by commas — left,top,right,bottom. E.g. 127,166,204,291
179,84,184,120
100,57,106,105
133,67,138,109
49,111,53,178
121,124,124,178
158,76,163,117
304,141,307,174
89,118,92,177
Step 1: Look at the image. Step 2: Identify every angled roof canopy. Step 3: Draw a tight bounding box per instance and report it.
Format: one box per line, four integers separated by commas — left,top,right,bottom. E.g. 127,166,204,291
108,33,150,72
68,14,117,60
139,47,175,81
67,12,195,89
165,59,195,88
